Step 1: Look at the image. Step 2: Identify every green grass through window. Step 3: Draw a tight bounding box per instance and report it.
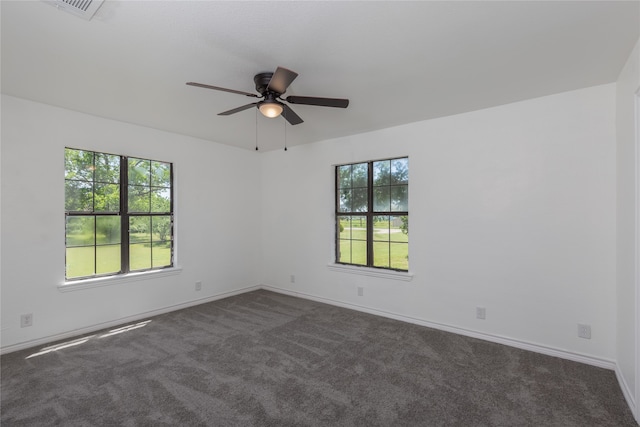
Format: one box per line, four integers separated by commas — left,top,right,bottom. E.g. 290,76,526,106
66,232,171,279
338,218,408,270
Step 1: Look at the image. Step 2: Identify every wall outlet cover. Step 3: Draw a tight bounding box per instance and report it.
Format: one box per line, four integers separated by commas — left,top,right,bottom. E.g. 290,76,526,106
578,324,592,339
20,313,33,328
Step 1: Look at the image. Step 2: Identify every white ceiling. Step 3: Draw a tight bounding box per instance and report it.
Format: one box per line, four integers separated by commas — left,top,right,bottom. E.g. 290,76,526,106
2,1,638,152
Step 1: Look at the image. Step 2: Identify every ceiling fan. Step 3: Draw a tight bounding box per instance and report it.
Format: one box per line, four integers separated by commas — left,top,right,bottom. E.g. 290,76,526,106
186,66,349,125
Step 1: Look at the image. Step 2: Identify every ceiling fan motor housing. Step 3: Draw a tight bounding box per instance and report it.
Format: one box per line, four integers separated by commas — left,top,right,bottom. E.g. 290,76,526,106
254,72,275,95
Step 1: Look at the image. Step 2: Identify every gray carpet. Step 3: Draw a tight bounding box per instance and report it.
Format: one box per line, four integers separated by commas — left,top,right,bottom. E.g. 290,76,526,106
1,290,636,426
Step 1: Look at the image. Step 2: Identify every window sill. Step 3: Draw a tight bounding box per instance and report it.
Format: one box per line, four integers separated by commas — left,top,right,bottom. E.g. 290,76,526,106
59,267,183,292
327,263,413,281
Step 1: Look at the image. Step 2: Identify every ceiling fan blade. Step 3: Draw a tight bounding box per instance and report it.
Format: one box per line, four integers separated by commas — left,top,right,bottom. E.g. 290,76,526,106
267,67,298,94
285,96,349,108
218,103,258,116
282,104,303,125
186,82,259,98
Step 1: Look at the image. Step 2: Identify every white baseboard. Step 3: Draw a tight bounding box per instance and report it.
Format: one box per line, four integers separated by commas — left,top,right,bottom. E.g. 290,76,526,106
615,364,639,424
0,283,620,372
0,285,261,355
261,284,617,371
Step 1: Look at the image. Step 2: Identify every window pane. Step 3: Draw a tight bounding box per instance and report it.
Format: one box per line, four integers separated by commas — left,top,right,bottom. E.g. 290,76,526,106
373,187,390,212
130,243,151,271
96,245,121,274
66,247,94,278
373,241,390,268
152,216,172,242
65,149,94,181
94,183,120,212
128,185,150,212
337,239,351,264
152,241,171,268
151,161,171,187
338,217,350,239
352,188,368,212
151,188,171,213
373,216,390,242
128,158,150,186
130,216,151,243
352,163,368,188
391,158,409,184
390,216,409,242
350,215,367,240
391,185,408,211
66,216,95,246
65,180,93,211
351,241,367,265
94,153,120,183
390,243,409,270
373,160,390,186
339,189,352,212
96,216,121,245
337,215,367,266
338,165,351,189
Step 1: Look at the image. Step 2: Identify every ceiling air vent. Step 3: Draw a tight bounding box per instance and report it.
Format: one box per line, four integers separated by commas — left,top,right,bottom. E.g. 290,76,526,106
45,0,105,20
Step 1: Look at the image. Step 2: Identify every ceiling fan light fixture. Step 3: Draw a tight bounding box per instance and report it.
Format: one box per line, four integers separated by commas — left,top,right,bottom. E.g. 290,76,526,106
258,101,283,118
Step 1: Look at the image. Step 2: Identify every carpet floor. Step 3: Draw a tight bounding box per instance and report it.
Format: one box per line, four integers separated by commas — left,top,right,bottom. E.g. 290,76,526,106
1,289,637,426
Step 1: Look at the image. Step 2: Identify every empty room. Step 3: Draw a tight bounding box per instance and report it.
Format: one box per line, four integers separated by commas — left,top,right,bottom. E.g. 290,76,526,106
1,1,640,425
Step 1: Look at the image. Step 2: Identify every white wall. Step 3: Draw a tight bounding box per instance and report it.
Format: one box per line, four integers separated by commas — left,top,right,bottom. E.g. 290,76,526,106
0,82,623,369
260,84,618,363
0,95,262,350
616,37,640,415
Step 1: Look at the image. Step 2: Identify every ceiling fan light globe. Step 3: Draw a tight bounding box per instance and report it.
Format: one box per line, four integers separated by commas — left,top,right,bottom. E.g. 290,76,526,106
259,101,283,118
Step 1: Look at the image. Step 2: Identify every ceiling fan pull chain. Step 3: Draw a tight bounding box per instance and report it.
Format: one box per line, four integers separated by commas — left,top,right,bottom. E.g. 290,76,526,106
284,109,288,151
255,108,259,151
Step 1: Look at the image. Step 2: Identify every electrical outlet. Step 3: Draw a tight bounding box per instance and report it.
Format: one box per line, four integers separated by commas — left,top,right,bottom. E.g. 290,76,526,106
476,307,486,320
290,275,295,284
20,313,33,328
578,324,591,339
195,281,202,291
357,287,364,297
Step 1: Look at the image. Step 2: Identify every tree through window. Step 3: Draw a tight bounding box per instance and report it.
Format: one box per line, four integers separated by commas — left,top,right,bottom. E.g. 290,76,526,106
336,157,408,271
65,148,173,280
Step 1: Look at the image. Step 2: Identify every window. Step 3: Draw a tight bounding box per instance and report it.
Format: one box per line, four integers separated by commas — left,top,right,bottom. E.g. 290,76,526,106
65,148,173,280
336,157,408,271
